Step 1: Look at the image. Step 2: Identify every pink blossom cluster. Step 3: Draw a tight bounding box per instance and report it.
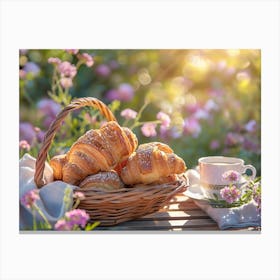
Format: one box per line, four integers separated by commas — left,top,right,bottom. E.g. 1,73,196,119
95,64,111,77
21,189,40,209
120,108,137,120
225,132,244,147
183,117,201,138
220,185,241,204
157,112,171,128
54,209,90,230
141,111,171,138
106,83,134,102
73,192,85,200
19,140,30,151
58,61,77,78
141,123,157,137
222,170,241,182
77,53,94,67
37,98,61,128
48,50,94,89
183,99,219,139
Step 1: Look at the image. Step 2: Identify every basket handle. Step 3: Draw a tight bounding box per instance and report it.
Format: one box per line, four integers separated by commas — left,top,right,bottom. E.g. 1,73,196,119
34,97,117,188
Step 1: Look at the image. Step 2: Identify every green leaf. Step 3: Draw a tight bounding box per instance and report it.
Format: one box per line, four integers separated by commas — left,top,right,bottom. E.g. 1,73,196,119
109,100,120,114
85,221,100,231
213,193,219,200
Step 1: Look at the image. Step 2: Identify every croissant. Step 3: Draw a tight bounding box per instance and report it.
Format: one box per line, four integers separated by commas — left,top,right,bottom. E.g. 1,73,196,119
120,142,186,185
50,121,138,185
79,171,124,191
49,154,67,180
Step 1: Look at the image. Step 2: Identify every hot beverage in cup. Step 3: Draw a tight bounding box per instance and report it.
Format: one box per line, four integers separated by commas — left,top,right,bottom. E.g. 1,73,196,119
198,156,256,199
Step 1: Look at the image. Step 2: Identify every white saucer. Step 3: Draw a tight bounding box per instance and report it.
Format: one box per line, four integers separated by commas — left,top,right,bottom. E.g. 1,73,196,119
184,176,249,201
184,184,208,201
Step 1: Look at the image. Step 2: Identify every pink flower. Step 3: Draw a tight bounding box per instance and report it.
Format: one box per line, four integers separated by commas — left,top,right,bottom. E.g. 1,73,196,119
216,60,227,71
36,130,46,143
157,112,171,128
20,122,36,144
193,108,209,120
95,64,111,77
210,140,220,150
183,117,201,138
244,120,257,133
106,83,134,102
73,192,85,200
169,126,182,139
23,62,40,76
106,89,119,101
159,125,169,139
220,185,241,204
84,113,97,125
204,99,219,112
77,53,94,67
109,60,119,70
54,219,72,230
60,77,73,89
48,57,61,65
185,103,200,114
242,138,260,153
37,99,61,129
208,88,224,97
225,132,243,147
57,61,77,78
141,123,157,137
19,140,30,151
65,49,79,55
65,209,90,228
37,98,61,117
117,83,134,101
19,69,26,79
120,108,137,120
225,67,236,76
21,189,40,209
222,170,241,182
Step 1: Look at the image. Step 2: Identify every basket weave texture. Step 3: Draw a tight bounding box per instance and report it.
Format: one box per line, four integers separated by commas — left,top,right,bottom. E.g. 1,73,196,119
75,177,187,226
34,97,188,226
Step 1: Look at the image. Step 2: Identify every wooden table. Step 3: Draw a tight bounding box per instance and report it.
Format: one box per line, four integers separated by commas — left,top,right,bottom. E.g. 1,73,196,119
95,193,261,232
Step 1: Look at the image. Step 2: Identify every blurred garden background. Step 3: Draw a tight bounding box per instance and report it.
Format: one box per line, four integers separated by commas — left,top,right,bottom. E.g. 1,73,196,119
19,49,261,175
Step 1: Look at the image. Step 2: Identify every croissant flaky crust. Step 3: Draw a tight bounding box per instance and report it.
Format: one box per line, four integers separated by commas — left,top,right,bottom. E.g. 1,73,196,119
120,142,187,185
50,121,138,185
79,171,124,191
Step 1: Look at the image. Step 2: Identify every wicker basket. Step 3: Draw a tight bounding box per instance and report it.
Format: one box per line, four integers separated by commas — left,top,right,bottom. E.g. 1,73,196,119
34,97,188,226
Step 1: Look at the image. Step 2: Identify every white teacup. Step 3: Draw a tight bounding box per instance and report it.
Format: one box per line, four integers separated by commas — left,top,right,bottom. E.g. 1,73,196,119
198,156,256,199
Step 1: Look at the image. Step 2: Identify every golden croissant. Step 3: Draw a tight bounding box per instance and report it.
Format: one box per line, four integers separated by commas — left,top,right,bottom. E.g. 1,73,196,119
120,142,187,185
50,121,138,185
79,171,124,191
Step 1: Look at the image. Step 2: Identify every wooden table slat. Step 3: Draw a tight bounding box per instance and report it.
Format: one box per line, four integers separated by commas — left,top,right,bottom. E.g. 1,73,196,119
96,218,219,231
140,210,209,220
92,194,260,232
